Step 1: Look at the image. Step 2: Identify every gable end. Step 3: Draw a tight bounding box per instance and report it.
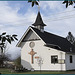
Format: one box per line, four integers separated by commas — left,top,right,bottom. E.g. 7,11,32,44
22,29,40,42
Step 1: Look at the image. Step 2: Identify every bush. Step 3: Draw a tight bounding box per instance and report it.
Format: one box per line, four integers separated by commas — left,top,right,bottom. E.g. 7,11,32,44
15,66,29,72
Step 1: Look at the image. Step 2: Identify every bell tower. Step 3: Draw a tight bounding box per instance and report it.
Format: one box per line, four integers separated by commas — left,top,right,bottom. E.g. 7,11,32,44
32,11,46,32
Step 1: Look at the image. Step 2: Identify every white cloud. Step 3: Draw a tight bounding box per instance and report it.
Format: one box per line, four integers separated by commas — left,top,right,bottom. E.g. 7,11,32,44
0,2,19,25
0,1,75,59
0,1,35,26
39,1,75,37
40,1,65,13
0,1,38,59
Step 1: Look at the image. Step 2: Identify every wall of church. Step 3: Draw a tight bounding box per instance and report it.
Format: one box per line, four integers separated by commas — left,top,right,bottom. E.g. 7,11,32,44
21,39,66,71
65,54,75,70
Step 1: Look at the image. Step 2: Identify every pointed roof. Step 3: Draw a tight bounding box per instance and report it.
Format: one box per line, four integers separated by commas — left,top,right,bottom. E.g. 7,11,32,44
32,12,46,26
16,26,75,53
31,27,75,53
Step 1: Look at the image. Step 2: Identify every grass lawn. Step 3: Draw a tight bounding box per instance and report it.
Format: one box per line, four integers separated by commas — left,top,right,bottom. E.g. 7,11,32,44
0,68,11,74
0,68,75,74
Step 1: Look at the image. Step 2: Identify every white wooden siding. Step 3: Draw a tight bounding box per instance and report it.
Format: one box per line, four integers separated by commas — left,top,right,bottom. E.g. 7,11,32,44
65,54,75,70
21,39,66,71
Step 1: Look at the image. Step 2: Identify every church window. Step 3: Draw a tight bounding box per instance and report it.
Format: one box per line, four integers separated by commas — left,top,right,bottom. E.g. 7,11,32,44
51,55,58,64
40,26,44,29
70,55,73,63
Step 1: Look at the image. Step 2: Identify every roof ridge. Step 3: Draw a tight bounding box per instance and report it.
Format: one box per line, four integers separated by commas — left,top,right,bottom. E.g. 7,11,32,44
31,26,66,40
44,31,75,46
31,26,74,46
44,31,66,40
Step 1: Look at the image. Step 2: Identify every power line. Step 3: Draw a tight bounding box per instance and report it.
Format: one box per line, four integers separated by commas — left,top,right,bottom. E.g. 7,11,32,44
47,9,75,17
46,16,75,22
1,9,75,26
12,9,75,22
2,14,75,26
45,14,75,22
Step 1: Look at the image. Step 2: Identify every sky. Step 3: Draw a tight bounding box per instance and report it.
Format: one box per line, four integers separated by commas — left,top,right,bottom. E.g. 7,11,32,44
0,1,75,59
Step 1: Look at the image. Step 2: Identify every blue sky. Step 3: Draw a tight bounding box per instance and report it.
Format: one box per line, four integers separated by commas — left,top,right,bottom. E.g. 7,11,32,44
0,1,75,59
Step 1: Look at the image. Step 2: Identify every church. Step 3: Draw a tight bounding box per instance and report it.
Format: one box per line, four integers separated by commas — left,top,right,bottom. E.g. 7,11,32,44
17,12,75,71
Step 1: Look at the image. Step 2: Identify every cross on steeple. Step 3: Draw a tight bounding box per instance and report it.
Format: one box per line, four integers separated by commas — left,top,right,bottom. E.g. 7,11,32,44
29,49,37,64
38,5,40,12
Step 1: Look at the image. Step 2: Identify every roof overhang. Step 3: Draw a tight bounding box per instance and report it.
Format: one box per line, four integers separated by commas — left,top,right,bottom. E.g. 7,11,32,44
44,43,61,50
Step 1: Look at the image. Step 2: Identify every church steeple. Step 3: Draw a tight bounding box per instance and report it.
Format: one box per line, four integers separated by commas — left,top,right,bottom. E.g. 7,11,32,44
32,12,46,32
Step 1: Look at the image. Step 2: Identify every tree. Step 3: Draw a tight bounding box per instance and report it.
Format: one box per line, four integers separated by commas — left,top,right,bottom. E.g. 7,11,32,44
28,0,75,8
66,32,75,44
0,42,11,62
0,32,18,51
0,32,18,67
14,57,21,67
63,0,75,8
28,0,39,7
14,57,22,71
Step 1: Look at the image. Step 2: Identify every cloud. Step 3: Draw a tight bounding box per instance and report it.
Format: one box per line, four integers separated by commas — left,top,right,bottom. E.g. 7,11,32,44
0,1,39,59
7,44,21,60
0,1,35,26
0,2,19,25
0,1,24,59
40,1,65,13
0,1,75,59
39,1,75,37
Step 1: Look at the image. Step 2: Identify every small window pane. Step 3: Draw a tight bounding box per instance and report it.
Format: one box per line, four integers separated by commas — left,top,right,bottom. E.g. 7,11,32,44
70,55,73,63
51,56,58,64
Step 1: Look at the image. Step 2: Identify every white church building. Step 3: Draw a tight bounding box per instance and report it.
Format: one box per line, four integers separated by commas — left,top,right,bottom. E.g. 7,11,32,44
17,12,75,71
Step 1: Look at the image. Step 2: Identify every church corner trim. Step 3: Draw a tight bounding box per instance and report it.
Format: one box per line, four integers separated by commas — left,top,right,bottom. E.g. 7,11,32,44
16,26,31,47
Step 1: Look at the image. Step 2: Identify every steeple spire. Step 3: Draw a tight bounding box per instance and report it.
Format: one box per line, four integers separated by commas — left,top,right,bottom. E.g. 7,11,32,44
32,12,46,32
32,12,46,26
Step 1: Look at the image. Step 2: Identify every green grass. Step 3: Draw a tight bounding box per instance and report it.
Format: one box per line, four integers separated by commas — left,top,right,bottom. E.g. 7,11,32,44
0,68,75,74
0,68,11,74
0,68,65,74
19,71,65,74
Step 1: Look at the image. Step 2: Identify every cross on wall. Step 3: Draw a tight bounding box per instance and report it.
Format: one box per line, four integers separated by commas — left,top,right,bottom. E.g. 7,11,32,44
28,49,37,64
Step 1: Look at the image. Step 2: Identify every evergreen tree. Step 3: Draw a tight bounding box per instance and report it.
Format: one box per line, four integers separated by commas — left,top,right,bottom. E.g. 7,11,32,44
66,32,75,44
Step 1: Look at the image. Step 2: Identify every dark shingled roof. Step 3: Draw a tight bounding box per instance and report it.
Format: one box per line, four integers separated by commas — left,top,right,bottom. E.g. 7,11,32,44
31,27,75,53
32,12,46,26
